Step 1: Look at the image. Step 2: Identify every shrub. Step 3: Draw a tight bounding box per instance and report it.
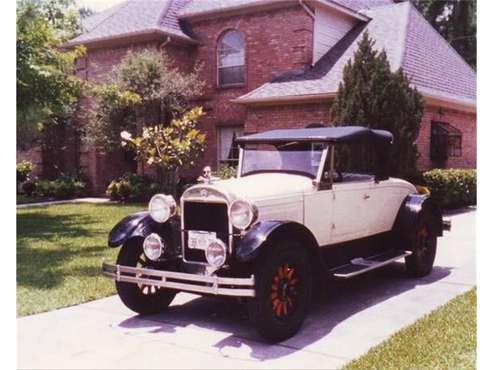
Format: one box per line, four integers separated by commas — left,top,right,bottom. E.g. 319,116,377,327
214,165,237,180
37,175,87,199
17,160,35,184
21,179,37,196
423,168,476,209
106,173,160,202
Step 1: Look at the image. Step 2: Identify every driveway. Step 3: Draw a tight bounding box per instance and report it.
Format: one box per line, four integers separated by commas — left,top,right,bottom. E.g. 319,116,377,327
17,208,476,370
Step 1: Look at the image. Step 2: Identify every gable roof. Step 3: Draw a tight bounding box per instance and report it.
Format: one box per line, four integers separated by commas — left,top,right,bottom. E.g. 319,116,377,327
235,1,476,109
65,0,195,47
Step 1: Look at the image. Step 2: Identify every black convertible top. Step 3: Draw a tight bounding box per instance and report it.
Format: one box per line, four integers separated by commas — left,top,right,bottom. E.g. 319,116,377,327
236,126,393,144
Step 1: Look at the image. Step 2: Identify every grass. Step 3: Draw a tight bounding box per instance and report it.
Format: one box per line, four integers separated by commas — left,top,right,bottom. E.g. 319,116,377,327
17,203,144,316
16,194,51,204
344,288,476,370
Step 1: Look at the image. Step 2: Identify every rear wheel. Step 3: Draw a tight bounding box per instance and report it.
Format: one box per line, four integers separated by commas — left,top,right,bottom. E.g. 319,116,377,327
115,238,176,315
405,221,437,277
247,241,312,342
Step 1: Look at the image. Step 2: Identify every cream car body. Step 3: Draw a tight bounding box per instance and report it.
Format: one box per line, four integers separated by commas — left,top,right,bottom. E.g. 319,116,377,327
187,172,416,247
103,126,447,343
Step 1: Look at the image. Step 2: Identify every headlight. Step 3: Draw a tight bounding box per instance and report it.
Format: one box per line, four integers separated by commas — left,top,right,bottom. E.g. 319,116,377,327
229,199,257,230
143,233,164,261
205,239,227,268
148,194,176,223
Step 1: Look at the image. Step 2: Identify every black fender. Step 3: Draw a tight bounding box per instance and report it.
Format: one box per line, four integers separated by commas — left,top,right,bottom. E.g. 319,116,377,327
235,220,320,263
393,193,444,242
108,211,180,252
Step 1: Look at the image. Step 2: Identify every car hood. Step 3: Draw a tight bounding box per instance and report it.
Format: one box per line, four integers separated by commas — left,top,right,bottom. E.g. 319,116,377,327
211,173,313,202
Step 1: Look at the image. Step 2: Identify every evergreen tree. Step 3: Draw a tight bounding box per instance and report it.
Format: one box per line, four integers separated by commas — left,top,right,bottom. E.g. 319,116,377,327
413,0,476,69
331,32,424,179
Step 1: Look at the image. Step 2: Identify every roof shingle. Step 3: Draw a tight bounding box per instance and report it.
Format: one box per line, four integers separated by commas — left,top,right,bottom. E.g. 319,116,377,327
67,0,193,47
236,1,476,107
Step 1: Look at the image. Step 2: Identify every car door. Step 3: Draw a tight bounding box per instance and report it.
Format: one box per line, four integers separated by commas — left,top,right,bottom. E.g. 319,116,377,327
329,179,372,244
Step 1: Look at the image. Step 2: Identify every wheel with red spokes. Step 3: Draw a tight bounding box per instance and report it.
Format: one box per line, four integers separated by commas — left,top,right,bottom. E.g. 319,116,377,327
248,241,312,342
405,220,437,277
115,238,176,315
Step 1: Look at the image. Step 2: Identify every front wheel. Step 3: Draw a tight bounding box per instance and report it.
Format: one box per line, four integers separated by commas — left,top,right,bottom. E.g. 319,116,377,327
115,238,176,315
405,221,437,277
247,241,312,342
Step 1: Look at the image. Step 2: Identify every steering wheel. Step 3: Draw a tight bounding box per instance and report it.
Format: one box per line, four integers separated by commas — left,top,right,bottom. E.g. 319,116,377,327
323,170,343,183
333,170,343,183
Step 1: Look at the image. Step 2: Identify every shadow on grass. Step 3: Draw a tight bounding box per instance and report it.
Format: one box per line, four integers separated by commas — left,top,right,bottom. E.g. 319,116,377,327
16,206,124,290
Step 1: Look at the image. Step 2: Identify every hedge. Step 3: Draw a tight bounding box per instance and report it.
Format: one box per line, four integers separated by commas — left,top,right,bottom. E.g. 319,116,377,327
423,168,476,209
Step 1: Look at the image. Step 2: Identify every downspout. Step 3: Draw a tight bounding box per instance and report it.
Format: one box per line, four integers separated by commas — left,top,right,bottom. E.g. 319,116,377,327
299,0,315,66
159,35,172,51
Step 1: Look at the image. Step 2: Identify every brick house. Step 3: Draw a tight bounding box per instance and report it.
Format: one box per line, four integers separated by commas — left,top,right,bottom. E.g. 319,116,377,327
24,0,476,193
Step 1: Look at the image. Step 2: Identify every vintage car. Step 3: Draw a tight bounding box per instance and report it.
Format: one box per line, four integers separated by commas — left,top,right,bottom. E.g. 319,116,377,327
102,126,450,342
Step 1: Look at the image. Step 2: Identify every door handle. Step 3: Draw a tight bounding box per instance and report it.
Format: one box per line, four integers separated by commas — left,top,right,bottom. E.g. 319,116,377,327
363,194,370,200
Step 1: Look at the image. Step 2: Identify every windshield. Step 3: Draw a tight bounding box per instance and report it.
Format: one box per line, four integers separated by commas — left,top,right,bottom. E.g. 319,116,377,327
241,142,327,178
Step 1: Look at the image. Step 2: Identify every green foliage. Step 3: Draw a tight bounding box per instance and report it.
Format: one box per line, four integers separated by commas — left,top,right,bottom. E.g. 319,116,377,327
413,0,476,69
85,50,204,151
121,107,206,171
21,179,37,196
16,0,86,148
37,174,87,199
106,173,161,203
423,168,476,209
331,32,424,179
16,160,36,183
213,164,237,180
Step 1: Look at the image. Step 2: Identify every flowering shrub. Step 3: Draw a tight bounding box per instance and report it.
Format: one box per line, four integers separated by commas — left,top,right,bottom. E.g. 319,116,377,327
121,107,206,170
17,160,35,184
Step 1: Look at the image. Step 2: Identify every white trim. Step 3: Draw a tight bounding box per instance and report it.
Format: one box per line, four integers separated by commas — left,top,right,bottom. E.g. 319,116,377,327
319,0,370,21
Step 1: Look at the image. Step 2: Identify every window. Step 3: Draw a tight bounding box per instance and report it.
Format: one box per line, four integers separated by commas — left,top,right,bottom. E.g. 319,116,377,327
430,122,462,162
218,126,243,167
217,30,245,86
241,142,326,179
326,143,376,183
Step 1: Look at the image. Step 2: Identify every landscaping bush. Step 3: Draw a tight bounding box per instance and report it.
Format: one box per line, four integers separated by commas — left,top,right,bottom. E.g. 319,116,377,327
106,173,160,202
423,168,476,209
213,165,237,180
37,175,87,199
21,179,37,196
17,160,35,184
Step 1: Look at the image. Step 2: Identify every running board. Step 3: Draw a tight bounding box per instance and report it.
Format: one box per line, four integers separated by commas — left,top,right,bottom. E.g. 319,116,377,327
330,250,412,279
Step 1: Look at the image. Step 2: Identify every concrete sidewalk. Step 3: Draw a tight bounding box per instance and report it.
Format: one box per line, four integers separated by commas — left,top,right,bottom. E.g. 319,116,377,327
17,197,113,208
17,209,476,370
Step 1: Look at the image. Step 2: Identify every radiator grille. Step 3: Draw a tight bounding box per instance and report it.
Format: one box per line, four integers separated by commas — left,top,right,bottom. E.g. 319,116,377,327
182,201,229,263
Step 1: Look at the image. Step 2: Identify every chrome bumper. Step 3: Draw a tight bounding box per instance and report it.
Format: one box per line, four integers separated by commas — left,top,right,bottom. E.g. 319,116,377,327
102,262,256,297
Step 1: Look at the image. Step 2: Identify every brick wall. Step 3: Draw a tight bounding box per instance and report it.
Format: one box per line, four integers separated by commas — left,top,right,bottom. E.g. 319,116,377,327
244,102,332,133
180,5,315,174
416,104,476,170
244,101,476,173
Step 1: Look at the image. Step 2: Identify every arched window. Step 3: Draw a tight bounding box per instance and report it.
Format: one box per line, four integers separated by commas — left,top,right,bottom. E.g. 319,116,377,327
217,30,245,86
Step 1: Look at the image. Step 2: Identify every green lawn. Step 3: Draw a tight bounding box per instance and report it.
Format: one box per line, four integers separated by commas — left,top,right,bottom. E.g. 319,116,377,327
17,203,144,316
345,288,476,370
16,194,51,204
